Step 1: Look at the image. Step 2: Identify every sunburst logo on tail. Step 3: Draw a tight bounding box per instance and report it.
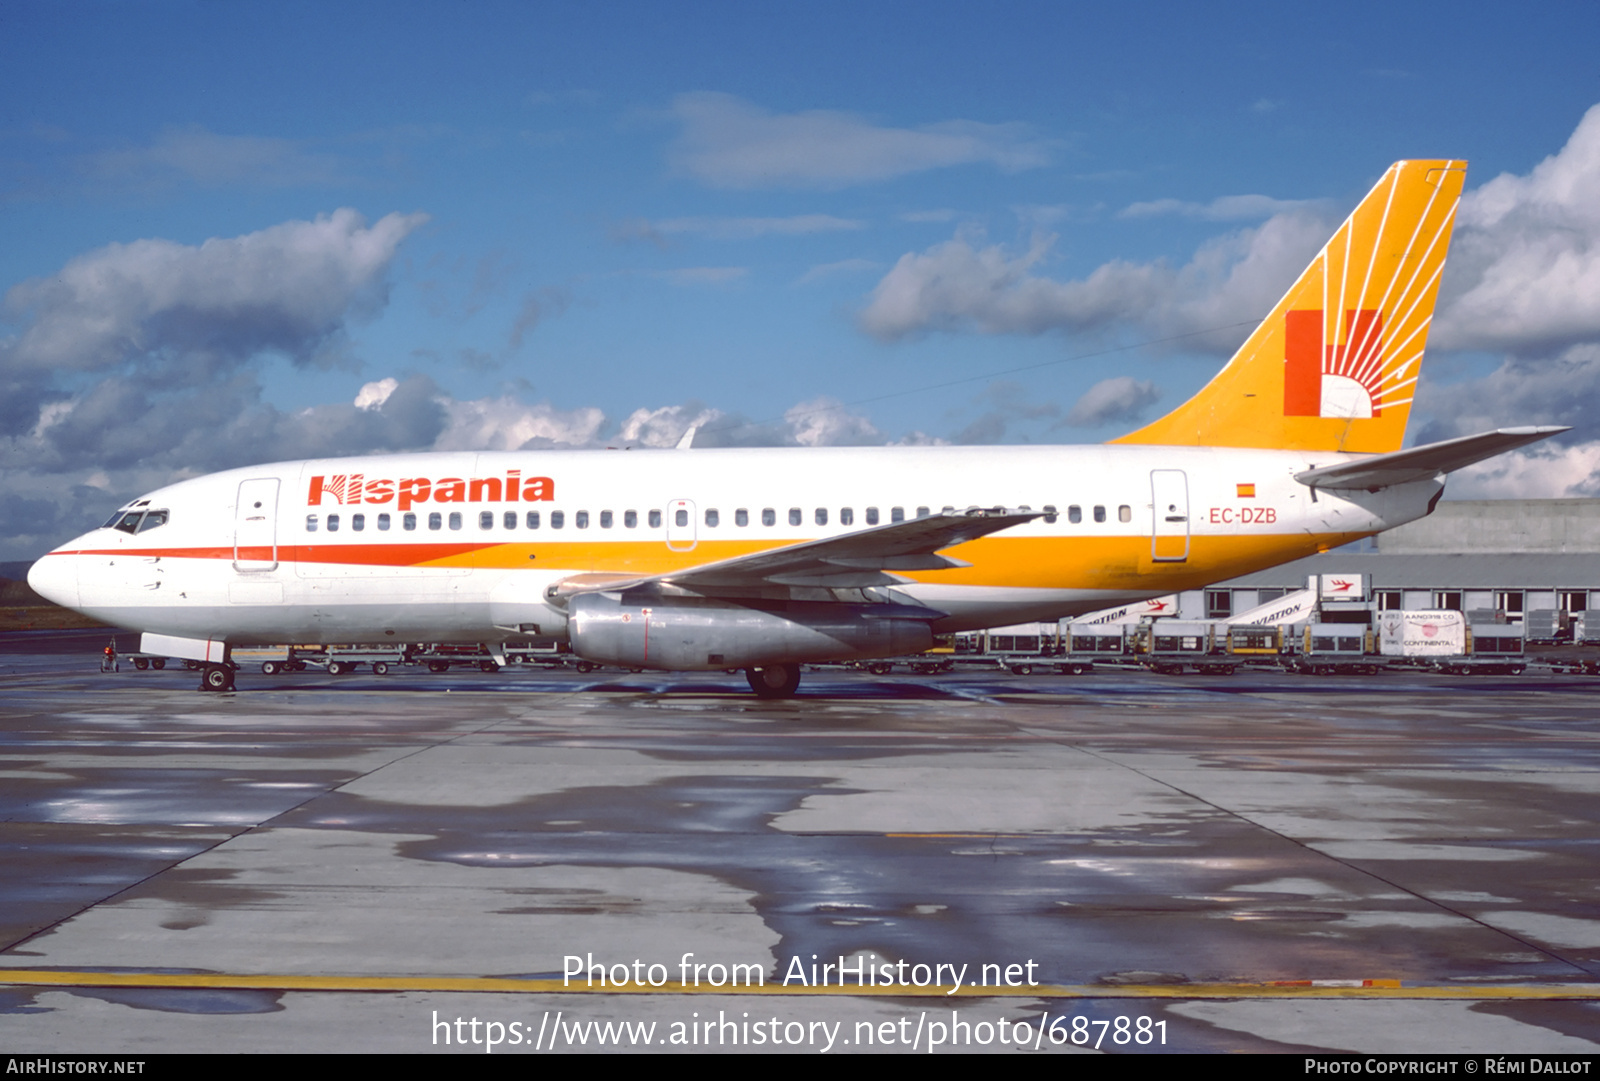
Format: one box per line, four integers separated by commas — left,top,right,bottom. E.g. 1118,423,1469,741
1284,308,1411,419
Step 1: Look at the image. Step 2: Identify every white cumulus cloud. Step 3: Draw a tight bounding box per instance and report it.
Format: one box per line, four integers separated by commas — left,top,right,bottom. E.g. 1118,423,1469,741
1065,376,1161,427
1434,103,1600,356
668,92,1051,190
858,210,1332,350
3,208,428,374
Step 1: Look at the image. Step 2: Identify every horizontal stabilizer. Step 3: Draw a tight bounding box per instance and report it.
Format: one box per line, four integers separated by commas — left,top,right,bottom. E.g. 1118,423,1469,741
1294,426,1569,491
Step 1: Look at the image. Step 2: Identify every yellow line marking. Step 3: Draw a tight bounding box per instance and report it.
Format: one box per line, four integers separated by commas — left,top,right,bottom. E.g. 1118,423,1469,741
3,970,1600,999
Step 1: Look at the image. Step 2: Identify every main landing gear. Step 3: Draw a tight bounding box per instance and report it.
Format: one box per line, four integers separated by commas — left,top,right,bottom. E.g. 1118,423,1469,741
745,663,801,699
199,663,235,692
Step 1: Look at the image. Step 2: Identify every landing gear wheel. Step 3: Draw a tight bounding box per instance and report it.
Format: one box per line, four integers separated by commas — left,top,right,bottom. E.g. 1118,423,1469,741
200,663,235,692
746,663,801,699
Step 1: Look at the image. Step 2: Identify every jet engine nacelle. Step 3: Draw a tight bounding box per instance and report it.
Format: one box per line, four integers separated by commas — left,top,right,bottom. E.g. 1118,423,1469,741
567,592,937,670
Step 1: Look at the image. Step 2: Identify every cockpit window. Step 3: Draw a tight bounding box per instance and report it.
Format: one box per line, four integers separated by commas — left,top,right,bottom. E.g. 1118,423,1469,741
105,507,169,534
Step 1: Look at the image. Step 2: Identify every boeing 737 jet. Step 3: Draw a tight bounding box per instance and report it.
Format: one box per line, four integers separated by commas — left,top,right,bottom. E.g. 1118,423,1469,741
28,159,1566,695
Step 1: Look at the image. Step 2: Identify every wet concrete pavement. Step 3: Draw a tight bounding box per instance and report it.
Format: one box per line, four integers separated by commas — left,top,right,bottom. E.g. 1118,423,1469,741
4,631,1600,1053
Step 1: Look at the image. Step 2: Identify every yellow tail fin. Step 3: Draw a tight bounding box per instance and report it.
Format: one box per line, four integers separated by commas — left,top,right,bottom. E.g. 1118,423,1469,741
1113,159,1466,453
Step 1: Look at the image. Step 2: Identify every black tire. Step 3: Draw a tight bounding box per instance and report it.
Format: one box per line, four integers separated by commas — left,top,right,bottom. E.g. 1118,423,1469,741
133,657,149,670
373,661,389,675
479,660,499,673
261,661,281,675
200,664,234,692
868,663,892,675
185,659,201,671
574,661,594,674
152,658,166,670
746,663,801,699
328,661,349,675
428,661,449,673
1010,664,1033,676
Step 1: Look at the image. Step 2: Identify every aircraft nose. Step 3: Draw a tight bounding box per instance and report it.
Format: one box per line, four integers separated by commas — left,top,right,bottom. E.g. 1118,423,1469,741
27,551,80,609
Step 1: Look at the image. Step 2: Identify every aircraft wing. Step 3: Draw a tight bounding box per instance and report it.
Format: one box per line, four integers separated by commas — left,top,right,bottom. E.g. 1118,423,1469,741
1294,426,1569,491
558,508,1042,595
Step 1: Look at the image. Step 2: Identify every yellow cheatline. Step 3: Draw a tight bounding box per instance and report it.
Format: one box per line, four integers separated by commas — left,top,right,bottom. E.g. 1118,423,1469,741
2,970,1600,999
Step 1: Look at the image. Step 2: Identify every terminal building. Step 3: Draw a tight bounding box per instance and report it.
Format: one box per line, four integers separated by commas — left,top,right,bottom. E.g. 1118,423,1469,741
1185,499,1600,639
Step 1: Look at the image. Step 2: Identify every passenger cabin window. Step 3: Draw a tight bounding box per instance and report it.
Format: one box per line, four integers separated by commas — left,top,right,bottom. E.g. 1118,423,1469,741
479,511,494,530
624,510,637,528
503,511,517,530
649,509,662,528
840,507,853,526
916,506,930,518
891,507,905,523
378,513,391,531
866,507,879,525
526,511,540,529
1118,505,1131,523
448,512,462,530
575,511,589,529
551,511,565,529
1043,505,1058,524
327,514,340,532
762,508,775,526
815,508,828,526
735,508,748,527
600,510,613,529
789,508,802,526
352,513,365,531
675,508,688,527
1093,505,1106,523
1068,505,1081,524
428,512,442,530
305,515,318,532
705,509,719,527
404,513,417,531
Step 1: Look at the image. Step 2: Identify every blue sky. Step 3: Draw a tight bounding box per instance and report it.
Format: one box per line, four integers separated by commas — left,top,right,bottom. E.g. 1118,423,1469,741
3,0,1599,558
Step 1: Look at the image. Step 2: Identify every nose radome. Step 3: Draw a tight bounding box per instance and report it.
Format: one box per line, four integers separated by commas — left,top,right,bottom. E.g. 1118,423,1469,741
27,551,80,609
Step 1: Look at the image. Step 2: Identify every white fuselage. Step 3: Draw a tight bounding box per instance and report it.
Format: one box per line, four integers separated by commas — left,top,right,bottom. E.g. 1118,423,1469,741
28,444,1442,656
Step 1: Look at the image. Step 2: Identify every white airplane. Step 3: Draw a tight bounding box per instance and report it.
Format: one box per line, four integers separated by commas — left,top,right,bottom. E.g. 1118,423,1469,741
28,159,1566,695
